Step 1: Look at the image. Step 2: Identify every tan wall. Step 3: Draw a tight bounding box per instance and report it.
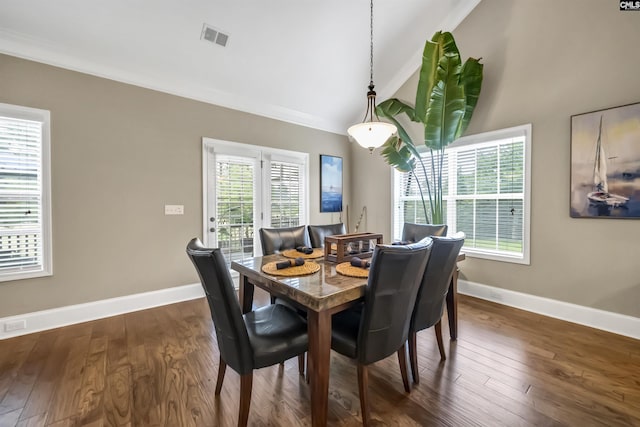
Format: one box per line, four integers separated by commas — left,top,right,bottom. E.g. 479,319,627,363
348,147,392,236
0,54,350,317
351,0,640,317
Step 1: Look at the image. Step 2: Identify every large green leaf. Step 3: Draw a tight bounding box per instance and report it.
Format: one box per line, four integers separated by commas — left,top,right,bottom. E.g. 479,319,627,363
424,53,465,150
376,98,417,148
380,136,415,173
414,37,439,123
457,58,484,136
433,31,460,61
376,98,416,122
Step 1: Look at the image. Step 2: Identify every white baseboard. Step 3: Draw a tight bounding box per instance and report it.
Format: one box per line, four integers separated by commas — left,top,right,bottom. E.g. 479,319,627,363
3,280,638,342
458,280,640,340
0,283,205,340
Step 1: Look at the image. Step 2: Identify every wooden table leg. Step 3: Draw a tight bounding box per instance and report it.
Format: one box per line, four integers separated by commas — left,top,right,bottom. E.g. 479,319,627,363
445,264,459,340
238,273,254,314
307,309,331,427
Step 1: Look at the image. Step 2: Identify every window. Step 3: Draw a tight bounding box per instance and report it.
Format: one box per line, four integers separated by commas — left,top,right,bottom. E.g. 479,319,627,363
269,159,305,228
393,124,531,264
0,103,52,281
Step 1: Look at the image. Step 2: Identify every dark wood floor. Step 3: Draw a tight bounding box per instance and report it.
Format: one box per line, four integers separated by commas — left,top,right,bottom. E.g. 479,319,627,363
0,290,639,426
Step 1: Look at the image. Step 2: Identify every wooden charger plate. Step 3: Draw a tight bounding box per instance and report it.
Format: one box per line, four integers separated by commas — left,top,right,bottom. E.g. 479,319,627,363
281,248,324,259
335,262,369,278
261,260,321,276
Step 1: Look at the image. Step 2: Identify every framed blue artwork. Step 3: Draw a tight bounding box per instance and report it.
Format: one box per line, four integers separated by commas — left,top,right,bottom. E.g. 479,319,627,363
320,155,343,213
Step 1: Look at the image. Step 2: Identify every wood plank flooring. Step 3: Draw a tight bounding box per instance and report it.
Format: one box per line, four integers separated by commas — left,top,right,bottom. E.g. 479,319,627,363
0,291,639,426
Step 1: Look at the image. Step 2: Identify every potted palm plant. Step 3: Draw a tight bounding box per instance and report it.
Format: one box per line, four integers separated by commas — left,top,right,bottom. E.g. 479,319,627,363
377,31,483,224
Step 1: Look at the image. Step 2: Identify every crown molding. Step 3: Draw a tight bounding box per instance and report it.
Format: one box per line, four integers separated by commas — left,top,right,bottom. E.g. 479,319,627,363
0,28,345,135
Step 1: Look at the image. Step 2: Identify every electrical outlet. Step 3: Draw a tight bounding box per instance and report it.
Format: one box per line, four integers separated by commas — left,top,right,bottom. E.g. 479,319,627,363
164,205,184,215
4,319,26,332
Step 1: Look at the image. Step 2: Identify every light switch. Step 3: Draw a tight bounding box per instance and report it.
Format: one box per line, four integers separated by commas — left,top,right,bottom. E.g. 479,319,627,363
165,204,184,215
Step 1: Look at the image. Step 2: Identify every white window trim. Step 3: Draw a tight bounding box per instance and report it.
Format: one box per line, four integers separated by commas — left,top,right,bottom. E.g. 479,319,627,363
392,124,532,265
201,138,309,252
0,103,53,281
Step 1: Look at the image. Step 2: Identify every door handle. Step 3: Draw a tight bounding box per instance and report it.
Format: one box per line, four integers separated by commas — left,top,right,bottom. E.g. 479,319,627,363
210,227,216,232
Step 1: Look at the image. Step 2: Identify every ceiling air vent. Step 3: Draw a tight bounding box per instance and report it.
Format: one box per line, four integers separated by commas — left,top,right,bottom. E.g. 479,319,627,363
201,23,229,47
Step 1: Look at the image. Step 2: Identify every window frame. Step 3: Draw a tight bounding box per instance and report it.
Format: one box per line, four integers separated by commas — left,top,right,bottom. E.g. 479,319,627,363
392,124,532,265
0,102,53,282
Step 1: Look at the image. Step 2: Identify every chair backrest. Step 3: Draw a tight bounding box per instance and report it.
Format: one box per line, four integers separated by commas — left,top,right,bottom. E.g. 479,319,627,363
307,223,346,248
259,225,310,255
357,240,433,365
186,238,254,375
410,232,465,333
402,222,448,242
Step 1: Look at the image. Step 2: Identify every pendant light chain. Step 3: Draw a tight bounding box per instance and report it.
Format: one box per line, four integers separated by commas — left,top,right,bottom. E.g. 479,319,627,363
347,0,397,152
369,0,374,87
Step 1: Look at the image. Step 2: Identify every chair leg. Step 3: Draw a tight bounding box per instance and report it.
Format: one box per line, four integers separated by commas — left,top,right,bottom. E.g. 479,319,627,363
434,320,446,360
273,295,284,370
215,356,227,395
357,364,371,427
238,373,253,427
408,331,420,385
397,343,411,392
298,353,305,376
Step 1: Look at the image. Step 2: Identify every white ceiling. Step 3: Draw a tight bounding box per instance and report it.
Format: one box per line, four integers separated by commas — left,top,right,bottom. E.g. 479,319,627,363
0,0,481,135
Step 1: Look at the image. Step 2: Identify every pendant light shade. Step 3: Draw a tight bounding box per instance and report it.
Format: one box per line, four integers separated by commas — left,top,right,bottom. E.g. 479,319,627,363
347,121,397,151
348,0,397,152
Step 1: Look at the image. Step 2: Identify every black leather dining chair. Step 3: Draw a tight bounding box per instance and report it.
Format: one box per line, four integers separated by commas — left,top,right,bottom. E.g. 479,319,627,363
401,222,448,242
186,238,308,427
258,225,311,309
406,232,464,384
258,225,310,255
330,240,433,426
307,223,346,248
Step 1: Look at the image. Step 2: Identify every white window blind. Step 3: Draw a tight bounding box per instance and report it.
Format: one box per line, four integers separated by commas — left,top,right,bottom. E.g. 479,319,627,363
215,155,255,262
270,160,304,228
0,104,52,281
393,124,531,264
452,137,526,260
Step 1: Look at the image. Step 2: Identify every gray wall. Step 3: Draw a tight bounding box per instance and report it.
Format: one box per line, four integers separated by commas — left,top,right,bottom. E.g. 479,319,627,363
351,0,640,317
0,54,350,317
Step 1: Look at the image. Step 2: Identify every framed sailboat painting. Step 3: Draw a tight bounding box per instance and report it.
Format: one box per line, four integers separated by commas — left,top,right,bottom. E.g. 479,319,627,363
320,155,343,213
570,102,640,218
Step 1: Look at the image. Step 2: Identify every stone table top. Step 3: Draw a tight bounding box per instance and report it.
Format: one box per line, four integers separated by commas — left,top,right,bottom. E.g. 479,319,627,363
232,254,368,312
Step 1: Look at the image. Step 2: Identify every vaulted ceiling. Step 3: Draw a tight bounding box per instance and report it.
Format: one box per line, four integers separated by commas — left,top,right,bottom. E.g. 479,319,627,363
0,0,481,135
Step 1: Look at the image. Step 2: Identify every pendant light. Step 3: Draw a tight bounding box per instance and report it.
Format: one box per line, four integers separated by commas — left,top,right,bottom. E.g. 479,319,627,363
347,0,397,153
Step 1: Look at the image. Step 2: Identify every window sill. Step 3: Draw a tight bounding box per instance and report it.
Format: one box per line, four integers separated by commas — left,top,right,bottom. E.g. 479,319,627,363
0,269,53,283
463,250,530,265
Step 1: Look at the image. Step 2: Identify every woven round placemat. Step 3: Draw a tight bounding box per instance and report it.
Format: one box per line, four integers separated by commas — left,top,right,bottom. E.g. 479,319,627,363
281,248,324,259
261,260,321,276
335,262,369,278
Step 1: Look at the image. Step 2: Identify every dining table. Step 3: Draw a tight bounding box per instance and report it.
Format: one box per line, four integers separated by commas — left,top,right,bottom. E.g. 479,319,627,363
231,251,465,427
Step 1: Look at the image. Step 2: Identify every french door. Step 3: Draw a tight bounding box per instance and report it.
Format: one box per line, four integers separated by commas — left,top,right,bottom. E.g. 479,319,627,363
202,138,308,265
